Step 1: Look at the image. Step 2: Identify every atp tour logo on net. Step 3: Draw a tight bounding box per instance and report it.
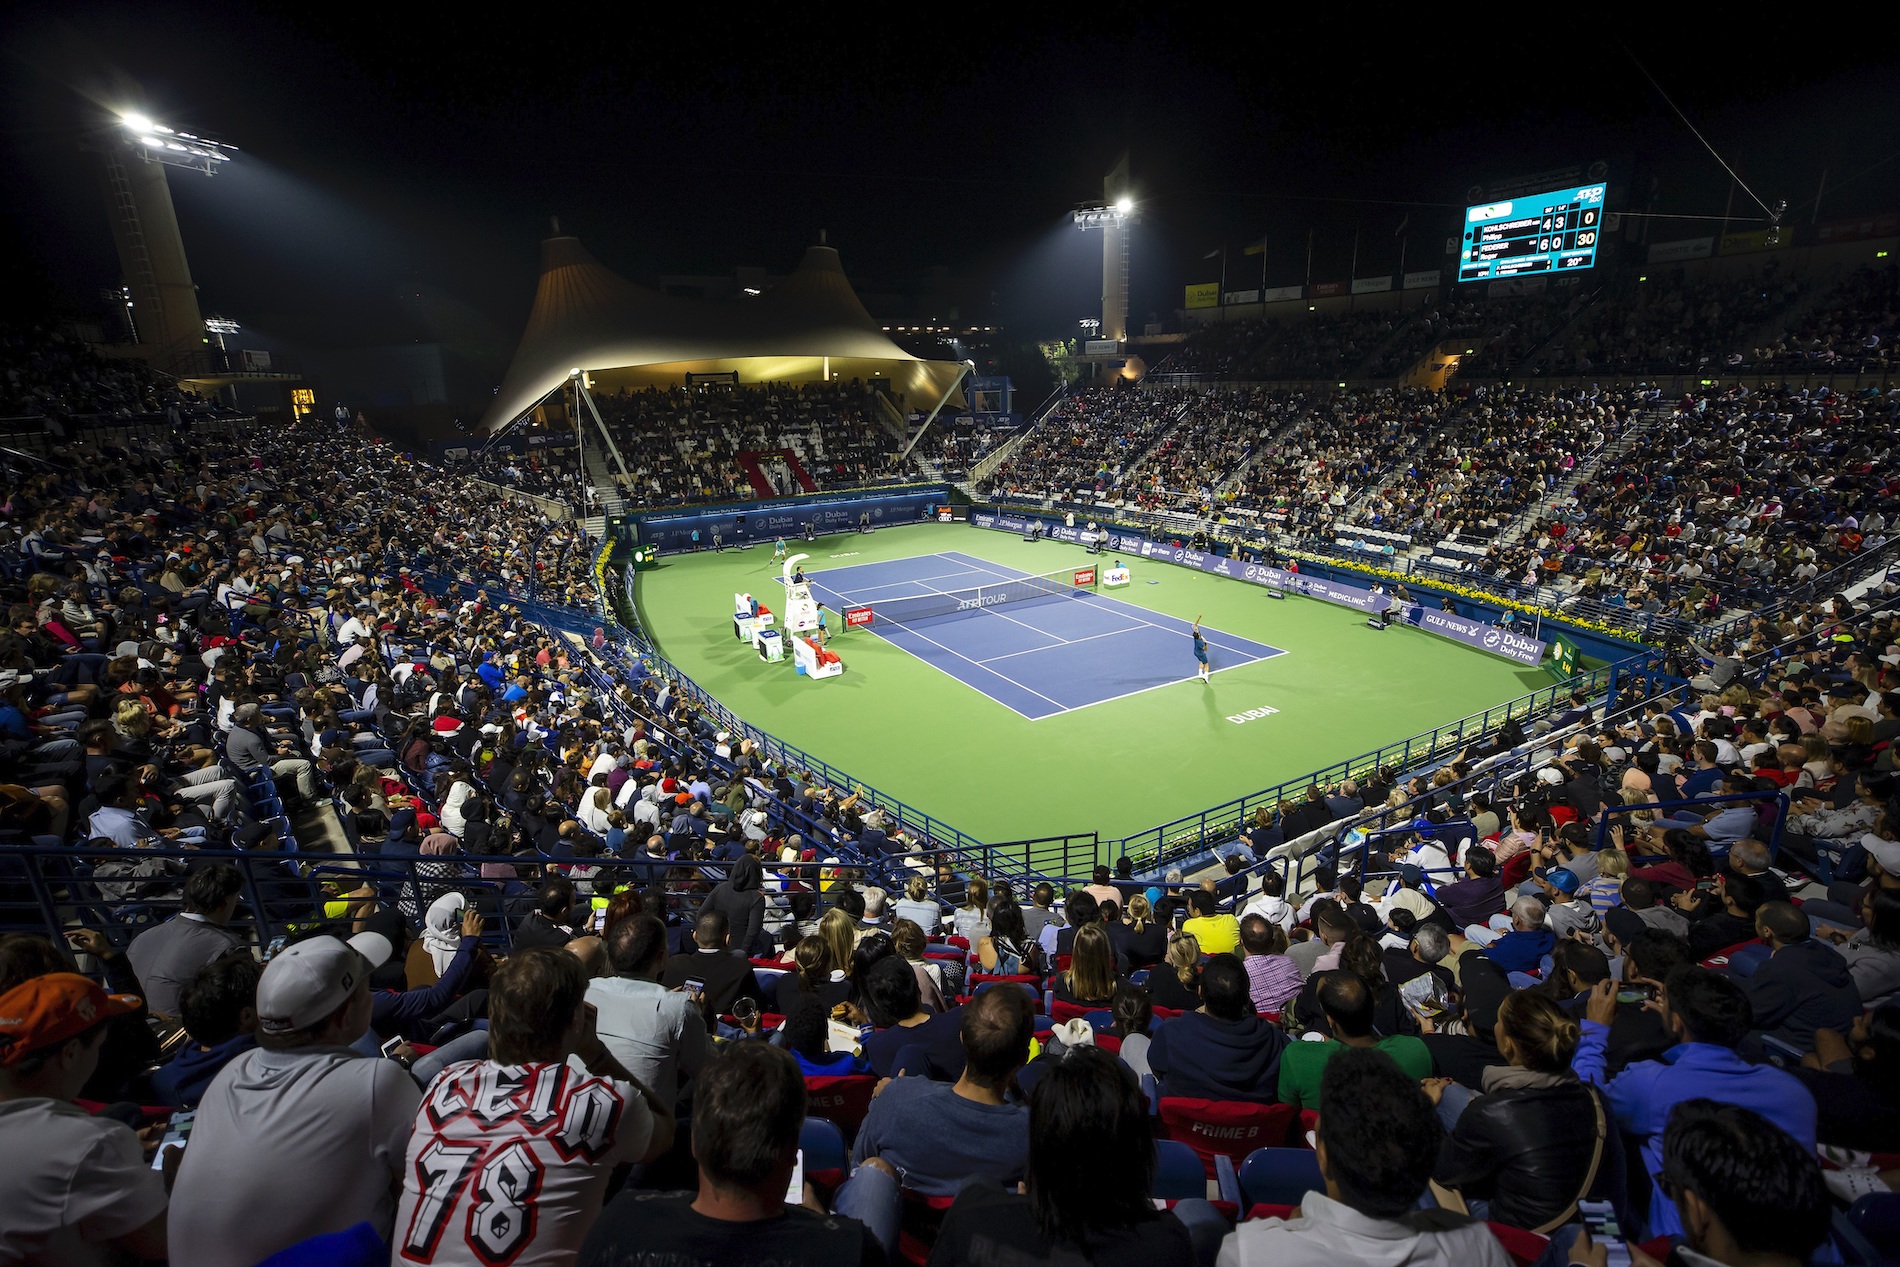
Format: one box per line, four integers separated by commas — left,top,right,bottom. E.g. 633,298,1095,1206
958,593,1007,611
1227,705,1280,726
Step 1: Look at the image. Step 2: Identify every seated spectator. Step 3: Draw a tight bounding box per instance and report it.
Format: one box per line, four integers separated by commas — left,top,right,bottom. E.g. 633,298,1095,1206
777,933,851,1016
699,854,769,957
1742,901,1861,1050
1677,872,1769,957
859,955,963,1079
168,931,425,1266
891,918,946,1013
850,984,1033,1196
1426,990,1619,1231
1574,967,1816,1238
660,910,762,1025
974,898,1042,976
1216,1047,1510,1267
514,878,586,949
1382,923,1455,995
1792,1005,1900,1152
1820,886,1900,1008
894,874,944,933
1118,893,1169,968
1181,889,1240,955
1465,898,1557,976
1019,882,1061,943
1240,870,1296,930
1147,954,1287,1104
1145,932,1203,1011
930,1046,1201,1266
1240,915,1302,1013
1436,848,1506,929
1109,982,1155,1078
784,998,868,1077
1650,1099,1832,1267
152,952,260,1108
1052,924,1120,1009
580,1041,898,1265
587,913,712,1111
393,946,674,1263
1278,971,1431,1111
952,875,991,945
125,861,246,1019
0,973,169,1264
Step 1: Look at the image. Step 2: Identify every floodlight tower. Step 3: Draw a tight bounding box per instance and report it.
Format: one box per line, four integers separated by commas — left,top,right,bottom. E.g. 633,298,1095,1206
96,111,238,375
1071,153,1137,343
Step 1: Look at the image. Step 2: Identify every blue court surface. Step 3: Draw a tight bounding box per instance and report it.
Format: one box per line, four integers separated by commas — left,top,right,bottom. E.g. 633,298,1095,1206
792,550,1286,720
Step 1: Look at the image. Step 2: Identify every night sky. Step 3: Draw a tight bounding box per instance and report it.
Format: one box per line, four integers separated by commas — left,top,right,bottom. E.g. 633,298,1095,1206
4,3,1897,396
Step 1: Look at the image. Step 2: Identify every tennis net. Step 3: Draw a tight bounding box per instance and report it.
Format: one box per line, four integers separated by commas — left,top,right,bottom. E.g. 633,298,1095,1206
855,566,1097,627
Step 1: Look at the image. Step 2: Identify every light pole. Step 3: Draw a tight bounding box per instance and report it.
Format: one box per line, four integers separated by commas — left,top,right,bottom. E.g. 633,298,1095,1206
1073,187,1138,343
98,110,237,376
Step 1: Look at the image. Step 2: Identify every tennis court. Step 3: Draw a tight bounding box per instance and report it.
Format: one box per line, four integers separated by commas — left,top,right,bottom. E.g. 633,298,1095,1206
793,550,1286,719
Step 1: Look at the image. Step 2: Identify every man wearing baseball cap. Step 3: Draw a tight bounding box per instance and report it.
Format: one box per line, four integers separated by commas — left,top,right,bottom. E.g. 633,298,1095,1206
167,930,422,1267
0,972,169,1264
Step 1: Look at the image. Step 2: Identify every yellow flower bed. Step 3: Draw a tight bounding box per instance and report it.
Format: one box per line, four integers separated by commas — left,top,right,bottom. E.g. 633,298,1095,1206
1287,551,1645,641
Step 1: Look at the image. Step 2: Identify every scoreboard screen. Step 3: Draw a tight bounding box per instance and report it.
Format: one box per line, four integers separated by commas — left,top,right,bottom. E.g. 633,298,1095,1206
1459,183,1606,282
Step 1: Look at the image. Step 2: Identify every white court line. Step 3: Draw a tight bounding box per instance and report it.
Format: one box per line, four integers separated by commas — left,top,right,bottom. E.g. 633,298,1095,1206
940,549,1274,658
828,568,998,596
878,623,1069,714
862,626,1047,722
978,624,1147,662
816,548,1288,718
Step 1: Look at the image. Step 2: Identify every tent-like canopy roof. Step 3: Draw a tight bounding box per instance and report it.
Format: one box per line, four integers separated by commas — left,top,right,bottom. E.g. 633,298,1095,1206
478,235,967,434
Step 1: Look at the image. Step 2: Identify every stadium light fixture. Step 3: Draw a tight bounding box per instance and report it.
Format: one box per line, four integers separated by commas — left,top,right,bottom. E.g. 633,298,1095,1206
117,110,236,176
1072,200,1137,228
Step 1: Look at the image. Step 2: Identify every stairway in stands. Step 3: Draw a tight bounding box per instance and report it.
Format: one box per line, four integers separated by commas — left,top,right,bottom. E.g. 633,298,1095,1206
1493,405,1672,548
735,451,779,499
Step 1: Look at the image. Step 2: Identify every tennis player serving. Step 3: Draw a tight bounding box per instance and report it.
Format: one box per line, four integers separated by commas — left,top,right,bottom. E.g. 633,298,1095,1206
1191,613,1210,683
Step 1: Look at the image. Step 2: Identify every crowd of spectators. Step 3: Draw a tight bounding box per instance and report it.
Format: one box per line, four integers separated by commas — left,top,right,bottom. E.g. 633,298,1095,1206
0,325,235,428
1763,264,1899,375
6,313,1900,1266
1160,309,1404,380
979,385,1191,502
591,380,904,507
1539,269,1808,378
1521,386,1900,616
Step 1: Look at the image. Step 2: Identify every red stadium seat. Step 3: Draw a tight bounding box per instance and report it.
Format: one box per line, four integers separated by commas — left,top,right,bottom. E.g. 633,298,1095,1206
1498,851,1534,890
804,1074,877,1137
1487,1222,1551,1267
1157,1098,1297,1178
1048,998,1109,1023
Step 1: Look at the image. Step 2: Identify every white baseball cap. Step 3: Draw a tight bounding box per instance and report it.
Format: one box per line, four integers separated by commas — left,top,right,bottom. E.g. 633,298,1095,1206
1861,834,1900,876
255,932,392,1034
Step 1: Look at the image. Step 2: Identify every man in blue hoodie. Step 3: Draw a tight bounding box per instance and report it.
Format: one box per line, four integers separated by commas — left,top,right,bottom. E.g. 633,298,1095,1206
1147,954,1288,1104
153,952,259,1108
1574,966,1816,1240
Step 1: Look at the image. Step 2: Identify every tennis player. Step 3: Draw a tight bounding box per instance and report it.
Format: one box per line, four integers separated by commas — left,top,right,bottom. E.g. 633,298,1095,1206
1191,613,1210,683
772,537,787,564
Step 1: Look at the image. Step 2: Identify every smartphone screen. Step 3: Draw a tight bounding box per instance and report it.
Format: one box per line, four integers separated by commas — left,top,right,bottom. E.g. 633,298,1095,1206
684,978,705,1004
380,1036,405,1059
151,1110,196,1170
784,1148,804,1204
264,936,288,962
1578,1201,1630,1267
